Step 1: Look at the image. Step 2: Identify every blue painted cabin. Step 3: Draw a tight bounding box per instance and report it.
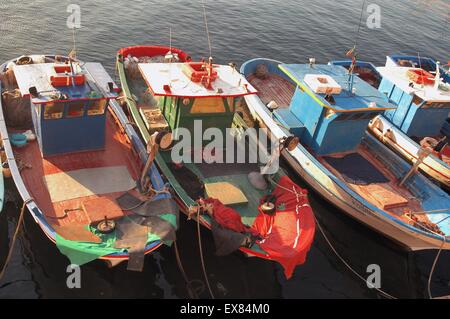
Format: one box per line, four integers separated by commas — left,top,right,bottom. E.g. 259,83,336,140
277,64,395,155
377,65,450,138
13,62,118,156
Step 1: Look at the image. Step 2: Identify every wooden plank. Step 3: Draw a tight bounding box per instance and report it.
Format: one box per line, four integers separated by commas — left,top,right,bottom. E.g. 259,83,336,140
247,74,295,108
205,182,248,205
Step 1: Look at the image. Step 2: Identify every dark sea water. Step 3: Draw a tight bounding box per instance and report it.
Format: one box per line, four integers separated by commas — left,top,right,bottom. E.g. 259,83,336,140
0,0,449,299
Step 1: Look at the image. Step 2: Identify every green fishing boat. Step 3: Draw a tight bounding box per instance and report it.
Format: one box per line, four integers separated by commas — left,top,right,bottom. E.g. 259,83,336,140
117,46,316,279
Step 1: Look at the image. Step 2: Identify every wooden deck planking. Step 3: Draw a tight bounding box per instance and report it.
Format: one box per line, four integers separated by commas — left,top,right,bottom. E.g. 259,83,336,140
247,74,295,108
13,111,143,227
319,147,425,224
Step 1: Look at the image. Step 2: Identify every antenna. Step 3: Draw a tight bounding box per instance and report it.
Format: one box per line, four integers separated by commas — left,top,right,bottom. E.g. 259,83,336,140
169,27,172,53
353,0,367,50
202,0,213,59
68,27,78,88
346,0,367,93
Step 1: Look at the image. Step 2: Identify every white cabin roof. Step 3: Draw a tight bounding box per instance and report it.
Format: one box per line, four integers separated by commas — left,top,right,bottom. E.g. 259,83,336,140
13,62,118,104
377,66,450,103
138,63,257,98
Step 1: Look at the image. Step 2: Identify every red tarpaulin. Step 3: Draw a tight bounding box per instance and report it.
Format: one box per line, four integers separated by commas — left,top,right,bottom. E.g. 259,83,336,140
205,176,315,279
252,176,315,279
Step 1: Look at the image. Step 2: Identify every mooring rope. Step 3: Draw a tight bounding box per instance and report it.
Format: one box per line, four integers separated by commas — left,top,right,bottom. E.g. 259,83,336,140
174,241,205,299
196,210,215,299
427,237,446,299
314,216,397,299
0,199,33,282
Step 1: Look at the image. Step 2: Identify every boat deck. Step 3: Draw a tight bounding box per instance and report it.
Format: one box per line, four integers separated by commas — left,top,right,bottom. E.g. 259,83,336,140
13,111,143,229
247,73,295,108
319,146,429,225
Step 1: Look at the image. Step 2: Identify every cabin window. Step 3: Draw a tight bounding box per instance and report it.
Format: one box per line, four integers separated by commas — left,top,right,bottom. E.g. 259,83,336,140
66,101,85,118
87,99,107,116
44,102,64,120
190,97,226,114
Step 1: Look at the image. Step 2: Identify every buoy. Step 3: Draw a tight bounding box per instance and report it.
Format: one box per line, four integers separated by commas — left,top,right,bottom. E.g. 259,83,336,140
261,202,276,215
2,162,11,178
96,216,116,234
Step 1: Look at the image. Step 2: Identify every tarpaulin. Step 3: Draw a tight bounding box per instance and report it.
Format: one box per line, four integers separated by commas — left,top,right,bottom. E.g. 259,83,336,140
205,176,315,279
252,176,315,279
202,198,258,236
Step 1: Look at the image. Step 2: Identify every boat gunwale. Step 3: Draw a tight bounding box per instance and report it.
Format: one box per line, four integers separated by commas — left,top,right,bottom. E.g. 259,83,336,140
369,115,450,183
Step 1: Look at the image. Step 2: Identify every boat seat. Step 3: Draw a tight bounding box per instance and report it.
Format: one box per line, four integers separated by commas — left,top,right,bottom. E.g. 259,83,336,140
364,184,409,210
273,108,305,137
205,182,248,205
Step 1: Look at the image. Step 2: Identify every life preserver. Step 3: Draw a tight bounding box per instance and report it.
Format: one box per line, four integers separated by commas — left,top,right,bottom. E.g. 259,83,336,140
407,68,435,86
182,62,218,84
50,74,85,87
54,65,72,73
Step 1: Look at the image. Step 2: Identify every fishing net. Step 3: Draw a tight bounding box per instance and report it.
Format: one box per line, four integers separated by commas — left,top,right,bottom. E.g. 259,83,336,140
1,89,33,129
255,64,269,79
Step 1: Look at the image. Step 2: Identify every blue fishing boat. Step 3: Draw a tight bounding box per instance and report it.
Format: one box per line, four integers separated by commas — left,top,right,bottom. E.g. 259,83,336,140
0,55,179,270
330,56,450,190
386,55,450,83
241,58,450,250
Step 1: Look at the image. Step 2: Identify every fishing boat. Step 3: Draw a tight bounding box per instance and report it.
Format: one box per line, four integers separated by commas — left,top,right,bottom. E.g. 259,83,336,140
386,55,450,83
117,47,316,278
241,58,450,251
330,56,450,190
0,54,179,270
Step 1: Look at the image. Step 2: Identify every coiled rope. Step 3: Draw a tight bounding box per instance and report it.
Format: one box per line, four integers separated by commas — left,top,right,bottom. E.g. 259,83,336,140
0,199,33,282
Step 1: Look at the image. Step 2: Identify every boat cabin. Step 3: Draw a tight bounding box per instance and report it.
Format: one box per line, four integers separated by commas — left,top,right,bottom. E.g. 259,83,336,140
138,60,257,138
276,64,394,155
386,55,450,83
377,65,450,138
13,61,119,156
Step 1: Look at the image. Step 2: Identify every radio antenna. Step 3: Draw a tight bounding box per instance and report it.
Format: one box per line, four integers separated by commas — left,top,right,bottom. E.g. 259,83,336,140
202,0,213,59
